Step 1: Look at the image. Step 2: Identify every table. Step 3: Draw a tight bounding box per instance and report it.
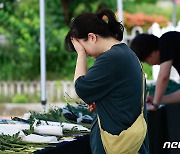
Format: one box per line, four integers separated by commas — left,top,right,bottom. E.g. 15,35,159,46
34,104,180,154
148,103,180,154
34,135,91,154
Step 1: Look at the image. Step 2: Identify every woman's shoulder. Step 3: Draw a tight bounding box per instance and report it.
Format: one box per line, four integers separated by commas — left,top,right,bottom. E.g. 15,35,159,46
96,43,132,66
100,43,127,55
106,43,131,59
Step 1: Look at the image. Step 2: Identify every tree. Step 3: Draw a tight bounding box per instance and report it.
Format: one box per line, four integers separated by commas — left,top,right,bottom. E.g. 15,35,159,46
0,0,117,81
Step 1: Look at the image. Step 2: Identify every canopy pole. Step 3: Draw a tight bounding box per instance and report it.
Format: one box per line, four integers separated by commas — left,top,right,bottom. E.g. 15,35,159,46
172,0,176,26
40,0,46,108
117,0,123,23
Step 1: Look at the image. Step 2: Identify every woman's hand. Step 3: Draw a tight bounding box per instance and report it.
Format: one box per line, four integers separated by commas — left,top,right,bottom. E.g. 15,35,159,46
146,95,153,104
146,95,157,111
146,102,157,111
88,102,96,112
71,38,86,55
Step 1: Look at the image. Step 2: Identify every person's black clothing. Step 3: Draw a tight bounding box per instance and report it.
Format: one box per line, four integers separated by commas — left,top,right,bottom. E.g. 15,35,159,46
159,31,180,74
75,43,149,154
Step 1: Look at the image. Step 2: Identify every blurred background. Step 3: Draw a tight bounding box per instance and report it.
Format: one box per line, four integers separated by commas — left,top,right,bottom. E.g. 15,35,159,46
0,0,180,111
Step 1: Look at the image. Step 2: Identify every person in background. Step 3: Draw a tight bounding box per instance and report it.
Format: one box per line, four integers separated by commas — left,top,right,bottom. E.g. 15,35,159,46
65,9,149,154
130,32,180,110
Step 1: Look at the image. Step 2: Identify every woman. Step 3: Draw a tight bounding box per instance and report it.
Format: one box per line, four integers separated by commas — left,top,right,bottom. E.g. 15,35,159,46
65,9,149,154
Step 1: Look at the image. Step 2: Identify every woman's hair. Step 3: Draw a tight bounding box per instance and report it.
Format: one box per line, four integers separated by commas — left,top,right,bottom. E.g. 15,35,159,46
65,9,124,52
130,34,159,61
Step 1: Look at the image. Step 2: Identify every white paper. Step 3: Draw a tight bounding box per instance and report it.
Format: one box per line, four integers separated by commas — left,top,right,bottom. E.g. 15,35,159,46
23,134,58,143
34,125,63,136
0,124,29,136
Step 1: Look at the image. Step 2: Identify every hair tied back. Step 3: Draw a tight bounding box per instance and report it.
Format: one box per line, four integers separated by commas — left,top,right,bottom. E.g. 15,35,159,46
96,9,124,41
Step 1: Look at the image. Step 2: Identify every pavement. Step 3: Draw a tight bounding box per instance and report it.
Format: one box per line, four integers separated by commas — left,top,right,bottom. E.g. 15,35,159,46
0,102,67,119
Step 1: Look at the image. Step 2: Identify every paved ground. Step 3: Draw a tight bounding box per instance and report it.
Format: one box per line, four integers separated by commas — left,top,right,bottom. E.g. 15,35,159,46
0,102,67,119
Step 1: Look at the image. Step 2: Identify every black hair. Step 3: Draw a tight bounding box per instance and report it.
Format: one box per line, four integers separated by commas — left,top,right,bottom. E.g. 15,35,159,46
130,34,159,61
65,9,124,52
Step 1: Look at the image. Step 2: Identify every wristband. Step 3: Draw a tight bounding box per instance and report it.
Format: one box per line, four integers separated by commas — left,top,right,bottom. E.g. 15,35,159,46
151,102,159,109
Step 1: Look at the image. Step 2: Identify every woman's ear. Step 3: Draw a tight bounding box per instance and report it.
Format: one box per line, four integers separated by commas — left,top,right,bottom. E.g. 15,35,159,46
88,33,97,43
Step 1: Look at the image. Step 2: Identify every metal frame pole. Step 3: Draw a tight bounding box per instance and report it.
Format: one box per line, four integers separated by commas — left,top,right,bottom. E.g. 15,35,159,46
40,0,46,106
117,0,123,23
172,0,177,26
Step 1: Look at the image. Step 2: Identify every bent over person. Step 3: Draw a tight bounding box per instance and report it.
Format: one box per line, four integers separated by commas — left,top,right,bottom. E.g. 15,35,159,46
131,31,180,110
65,9,149,154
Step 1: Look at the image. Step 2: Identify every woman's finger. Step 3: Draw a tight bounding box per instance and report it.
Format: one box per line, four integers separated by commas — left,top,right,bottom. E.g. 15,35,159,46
71,38,85,54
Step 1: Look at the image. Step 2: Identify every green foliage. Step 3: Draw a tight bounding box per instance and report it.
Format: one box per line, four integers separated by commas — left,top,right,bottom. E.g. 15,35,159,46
0,132,49,153
29,108,68,123
0,0,40,80
0,0,118,81
0,94,11,103
0,0,177,81
176,4,180,22
0,92,40,103
12,94,29,104
147,80,180,98
130,0,157,4
123,1,180,21
142,63,152,80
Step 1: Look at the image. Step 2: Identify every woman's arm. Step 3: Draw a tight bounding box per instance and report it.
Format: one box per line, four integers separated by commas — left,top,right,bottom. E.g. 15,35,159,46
146,90,180,111
74,53,87,82
153,60,172,105
161,90,180,104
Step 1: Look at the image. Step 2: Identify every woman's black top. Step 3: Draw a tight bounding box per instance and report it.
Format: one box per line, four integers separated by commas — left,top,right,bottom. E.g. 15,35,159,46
75,43,149,154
